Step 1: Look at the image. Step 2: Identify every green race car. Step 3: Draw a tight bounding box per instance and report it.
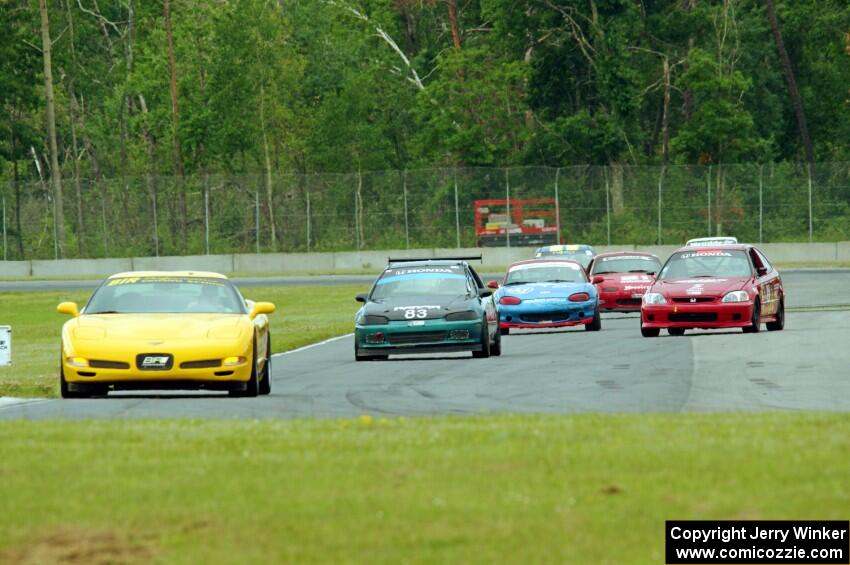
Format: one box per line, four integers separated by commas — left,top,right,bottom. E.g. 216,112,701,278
354,258,501,361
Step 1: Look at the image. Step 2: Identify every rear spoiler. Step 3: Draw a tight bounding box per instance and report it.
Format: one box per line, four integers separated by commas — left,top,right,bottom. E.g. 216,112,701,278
387,255,482,263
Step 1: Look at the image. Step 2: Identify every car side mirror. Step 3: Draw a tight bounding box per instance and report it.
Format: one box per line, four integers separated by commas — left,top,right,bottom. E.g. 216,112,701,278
355,293,368,303
250,301,275,319
591,276,604,285
486,280,500,289
478,288,493,298
57,302,80,317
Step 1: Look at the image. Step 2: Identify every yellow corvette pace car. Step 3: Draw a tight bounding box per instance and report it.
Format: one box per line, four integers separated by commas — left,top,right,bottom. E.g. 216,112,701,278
57,271,275,398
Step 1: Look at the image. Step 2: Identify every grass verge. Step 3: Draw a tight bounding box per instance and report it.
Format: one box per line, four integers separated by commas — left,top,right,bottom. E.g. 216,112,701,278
0,285,367,398
0,413,847,563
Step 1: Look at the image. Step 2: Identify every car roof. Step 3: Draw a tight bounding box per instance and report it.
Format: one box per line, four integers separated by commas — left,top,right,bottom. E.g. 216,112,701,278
536,244,594,252
593,251,659,259
685,236,738,245
675,244,751,253
107,271,229,279
507,258,584,269
384,260,471,269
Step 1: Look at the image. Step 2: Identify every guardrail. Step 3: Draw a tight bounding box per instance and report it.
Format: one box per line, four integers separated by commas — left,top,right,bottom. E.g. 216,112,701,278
1,242,849,278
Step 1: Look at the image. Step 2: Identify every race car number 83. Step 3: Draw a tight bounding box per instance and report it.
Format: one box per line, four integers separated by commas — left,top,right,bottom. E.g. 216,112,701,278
404,309,428,319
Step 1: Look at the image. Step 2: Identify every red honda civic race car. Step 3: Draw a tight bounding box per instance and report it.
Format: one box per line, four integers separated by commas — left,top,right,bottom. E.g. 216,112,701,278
640,244,785,337
588,252,661,312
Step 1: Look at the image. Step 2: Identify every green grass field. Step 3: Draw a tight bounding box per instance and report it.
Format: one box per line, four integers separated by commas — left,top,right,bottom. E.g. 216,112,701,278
0,413,847,563
0,285,368,398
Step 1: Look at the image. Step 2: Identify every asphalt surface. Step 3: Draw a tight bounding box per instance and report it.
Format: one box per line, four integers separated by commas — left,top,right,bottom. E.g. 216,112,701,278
1,270,849,420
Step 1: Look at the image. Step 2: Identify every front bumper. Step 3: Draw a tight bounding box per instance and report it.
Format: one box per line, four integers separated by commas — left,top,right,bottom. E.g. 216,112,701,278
355,318,483,355
598,290,645,312
499,299,596,329
641,301,754,329
61,339,254,384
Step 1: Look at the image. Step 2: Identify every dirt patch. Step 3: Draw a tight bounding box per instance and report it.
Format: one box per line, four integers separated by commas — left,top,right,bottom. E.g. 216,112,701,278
0,527,156,565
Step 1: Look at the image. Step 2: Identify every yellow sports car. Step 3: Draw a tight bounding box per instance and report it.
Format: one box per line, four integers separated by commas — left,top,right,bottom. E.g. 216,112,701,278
57,271,275,398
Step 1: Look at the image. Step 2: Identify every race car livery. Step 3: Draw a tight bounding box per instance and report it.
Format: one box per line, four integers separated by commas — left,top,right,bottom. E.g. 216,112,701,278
589,252,661,312
354,259,500,360
57,271,275,398
640,244,785,336
534,244,596,269
493,259,600,333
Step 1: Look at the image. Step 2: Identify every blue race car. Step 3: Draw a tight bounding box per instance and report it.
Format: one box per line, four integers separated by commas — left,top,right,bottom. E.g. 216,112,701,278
492,259,601,334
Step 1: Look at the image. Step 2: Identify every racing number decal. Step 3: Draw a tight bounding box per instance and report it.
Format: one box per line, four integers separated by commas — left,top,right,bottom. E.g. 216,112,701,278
404,309,428,319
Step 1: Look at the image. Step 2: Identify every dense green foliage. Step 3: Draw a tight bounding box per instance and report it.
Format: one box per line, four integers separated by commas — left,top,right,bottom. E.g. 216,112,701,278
1,0,849,258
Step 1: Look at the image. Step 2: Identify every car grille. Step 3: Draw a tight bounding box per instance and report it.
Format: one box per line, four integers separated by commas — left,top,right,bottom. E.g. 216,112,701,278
672,297,715,303
615,299,642,307
89,360,130,369
521,311,572,323
180,359,222,369
387,331,448,345
668,312,718,322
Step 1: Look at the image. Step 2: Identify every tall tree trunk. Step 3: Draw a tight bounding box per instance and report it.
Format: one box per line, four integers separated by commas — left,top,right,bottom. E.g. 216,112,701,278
10,120,24,258
139,94,159,257
64,0,85,257
661,57,671,163
164,0,187,249
39,0,66,258
764,0,814,163
259,83,277,250
446,0,462,50
609,162,624,214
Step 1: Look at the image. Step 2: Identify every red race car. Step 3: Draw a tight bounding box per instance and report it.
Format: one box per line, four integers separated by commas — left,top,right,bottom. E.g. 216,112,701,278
588,252,661,312
640,244,785,337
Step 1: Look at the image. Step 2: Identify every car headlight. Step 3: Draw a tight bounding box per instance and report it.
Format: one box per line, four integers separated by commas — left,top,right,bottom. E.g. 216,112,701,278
445,310,477,322
721,290,750,303
643,292,666,305
66,356,89,367
359,314,389,325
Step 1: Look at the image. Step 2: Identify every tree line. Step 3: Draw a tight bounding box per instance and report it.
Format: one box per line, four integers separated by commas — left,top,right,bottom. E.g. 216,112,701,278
1,0,849,258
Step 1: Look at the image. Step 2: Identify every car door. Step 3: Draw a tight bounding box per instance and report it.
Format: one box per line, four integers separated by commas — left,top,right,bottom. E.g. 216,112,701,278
469,267,497,337
749,247,781,316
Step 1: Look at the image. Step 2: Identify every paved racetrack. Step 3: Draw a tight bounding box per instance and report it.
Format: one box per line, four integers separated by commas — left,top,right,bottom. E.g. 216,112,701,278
1,270,849,420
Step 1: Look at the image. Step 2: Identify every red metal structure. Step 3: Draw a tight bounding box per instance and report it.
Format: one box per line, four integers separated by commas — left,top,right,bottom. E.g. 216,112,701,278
474,198,560,247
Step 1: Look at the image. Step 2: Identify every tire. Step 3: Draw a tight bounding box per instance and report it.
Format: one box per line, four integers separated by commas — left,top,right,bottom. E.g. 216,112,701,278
259,334,271,395
668,328,686,336
743,300,761,333
472,319,491,358
355,345,386,361
60,366,86,399
584,306,602,331
766,300,785,331
499,327,510,336
231,340,259,397
641,327,660,338
491,326,502,356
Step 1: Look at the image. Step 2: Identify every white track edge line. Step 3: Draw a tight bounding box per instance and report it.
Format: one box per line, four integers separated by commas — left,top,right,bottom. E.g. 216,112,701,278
0,397,52,411
273,333,353,357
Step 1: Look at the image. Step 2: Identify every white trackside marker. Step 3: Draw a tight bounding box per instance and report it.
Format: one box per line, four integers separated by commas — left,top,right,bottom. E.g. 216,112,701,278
273,333,354,357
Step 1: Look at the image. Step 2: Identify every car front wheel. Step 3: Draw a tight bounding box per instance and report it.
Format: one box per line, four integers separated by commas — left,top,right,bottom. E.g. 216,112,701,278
472,319,491,358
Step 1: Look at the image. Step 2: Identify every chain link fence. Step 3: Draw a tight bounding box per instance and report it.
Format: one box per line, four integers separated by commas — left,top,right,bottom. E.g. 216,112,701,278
2,163,848,260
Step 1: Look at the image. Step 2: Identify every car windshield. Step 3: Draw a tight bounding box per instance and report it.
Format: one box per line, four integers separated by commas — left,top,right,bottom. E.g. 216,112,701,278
535,251,593,268
371,266,470,300
504,262,587,285
657,250,753,280
85,276,245,314
592,256,661,275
